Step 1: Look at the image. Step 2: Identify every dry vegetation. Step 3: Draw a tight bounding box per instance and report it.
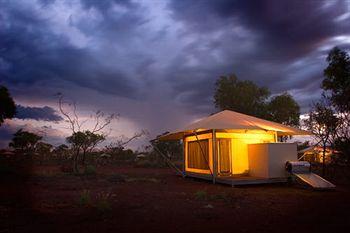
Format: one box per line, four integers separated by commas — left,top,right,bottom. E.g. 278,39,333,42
1,157,350,233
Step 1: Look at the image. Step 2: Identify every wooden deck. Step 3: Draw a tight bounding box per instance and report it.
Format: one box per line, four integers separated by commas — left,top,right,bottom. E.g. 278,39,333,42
185,172,288,186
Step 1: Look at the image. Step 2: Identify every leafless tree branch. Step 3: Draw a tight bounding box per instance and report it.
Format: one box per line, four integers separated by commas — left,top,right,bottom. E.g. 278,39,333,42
58,94,76,133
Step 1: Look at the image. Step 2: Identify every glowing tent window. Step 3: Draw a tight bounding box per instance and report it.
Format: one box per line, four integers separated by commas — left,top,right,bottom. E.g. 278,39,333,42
217,139,231,174
188,140,209,170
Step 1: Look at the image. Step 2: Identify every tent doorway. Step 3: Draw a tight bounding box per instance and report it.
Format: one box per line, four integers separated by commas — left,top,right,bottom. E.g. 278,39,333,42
217,138,232,176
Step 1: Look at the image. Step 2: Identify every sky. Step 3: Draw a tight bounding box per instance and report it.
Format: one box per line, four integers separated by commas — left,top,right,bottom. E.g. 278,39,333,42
1,0,350,149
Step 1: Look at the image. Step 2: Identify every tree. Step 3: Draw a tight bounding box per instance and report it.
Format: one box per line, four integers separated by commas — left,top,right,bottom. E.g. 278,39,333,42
268,92,300,127
58,93,117,173
36,142,53,164
66,131,87,173
80,131,105,165
213,75,301,134
214,74,270,118
323,47,350,113
104,130,148,160
322,47,350,163
0,85,16,126
304,100,338,175
67,131,105,171
9,129,42,154
268,92,301,142
53,144,69,161
36,142,53,154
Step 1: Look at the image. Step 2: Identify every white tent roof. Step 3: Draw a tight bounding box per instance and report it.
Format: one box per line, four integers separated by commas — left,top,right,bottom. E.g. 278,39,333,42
159,110,311,140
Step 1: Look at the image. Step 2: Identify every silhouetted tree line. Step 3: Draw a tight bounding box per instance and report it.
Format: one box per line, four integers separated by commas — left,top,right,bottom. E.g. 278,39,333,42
304,47,350,175
214,76,300,128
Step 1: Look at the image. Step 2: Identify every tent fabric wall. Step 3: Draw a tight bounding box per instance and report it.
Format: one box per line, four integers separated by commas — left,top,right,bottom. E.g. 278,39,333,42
187,140,209,170
184,131,276,176
216,132,276,174
184,134,213,174
217,139,231,174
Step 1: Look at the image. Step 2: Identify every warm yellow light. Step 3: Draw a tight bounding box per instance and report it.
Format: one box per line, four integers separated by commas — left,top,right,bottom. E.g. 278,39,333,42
184,131,276,175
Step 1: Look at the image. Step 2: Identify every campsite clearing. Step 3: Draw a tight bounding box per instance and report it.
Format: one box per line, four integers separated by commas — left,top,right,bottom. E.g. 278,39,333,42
1,165,350,233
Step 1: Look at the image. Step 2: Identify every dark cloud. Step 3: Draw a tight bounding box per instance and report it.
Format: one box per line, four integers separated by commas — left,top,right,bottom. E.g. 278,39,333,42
169,0,349,59
0,121,66,148
165,0,350,112
15,105,63,122
80,0,135,12
0,0,142,99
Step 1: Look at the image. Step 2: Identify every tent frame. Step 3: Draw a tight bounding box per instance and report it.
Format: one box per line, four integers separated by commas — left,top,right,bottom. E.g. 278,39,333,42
182,129,290,186
212,129,217,184
188,129,218,184
193,130,214,179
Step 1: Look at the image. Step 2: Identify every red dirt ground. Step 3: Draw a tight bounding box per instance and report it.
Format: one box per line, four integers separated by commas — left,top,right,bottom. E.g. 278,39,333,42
1,165,350,233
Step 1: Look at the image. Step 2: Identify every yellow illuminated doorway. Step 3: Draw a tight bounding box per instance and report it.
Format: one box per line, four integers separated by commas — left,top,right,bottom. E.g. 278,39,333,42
217,139,231,176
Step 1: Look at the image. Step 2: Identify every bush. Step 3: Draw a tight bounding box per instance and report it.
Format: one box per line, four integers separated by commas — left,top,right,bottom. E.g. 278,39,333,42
79,189,91,206
84,165,96,175
194,190,207,201
96,192,111,213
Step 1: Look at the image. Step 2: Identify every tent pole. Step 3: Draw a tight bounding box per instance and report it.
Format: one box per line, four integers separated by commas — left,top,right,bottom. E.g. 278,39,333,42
182,138,186,176
212,129,217,184
274,131,278,143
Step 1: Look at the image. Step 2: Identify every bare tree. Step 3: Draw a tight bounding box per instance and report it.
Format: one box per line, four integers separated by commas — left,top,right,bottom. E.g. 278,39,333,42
104,130,148,156
304,100,339,175
115,130,148,148
58,93,118,133
57,93,117,172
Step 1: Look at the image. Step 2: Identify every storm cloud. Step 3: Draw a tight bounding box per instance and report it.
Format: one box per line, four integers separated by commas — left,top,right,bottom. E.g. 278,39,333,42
0,0,350,147
15,105,63,122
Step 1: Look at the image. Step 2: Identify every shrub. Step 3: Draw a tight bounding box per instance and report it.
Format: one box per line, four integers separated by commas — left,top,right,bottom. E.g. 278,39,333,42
194,190,207,201
79,189,91,206
96,192,112,213
84,165,96,176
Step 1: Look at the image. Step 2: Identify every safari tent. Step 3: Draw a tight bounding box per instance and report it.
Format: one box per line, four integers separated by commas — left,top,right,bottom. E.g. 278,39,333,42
159,110,311,186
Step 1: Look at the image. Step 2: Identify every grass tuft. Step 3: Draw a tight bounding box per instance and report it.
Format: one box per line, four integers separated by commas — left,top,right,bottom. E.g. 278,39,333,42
79,189,91,206
96,192,112,213
194,190,207,201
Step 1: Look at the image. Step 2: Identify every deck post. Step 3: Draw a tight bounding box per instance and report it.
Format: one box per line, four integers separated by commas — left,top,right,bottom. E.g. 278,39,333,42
212,129,217,184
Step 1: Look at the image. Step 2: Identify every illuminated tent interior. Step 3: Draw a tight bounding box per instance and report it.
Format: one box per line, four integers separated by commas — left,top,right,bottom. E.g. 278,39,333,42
159,110,311,184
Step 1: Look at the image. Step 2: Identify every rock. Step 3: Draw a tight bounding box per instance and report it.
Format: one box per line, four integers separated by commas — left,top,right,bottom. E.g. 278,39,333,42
203,204,214,209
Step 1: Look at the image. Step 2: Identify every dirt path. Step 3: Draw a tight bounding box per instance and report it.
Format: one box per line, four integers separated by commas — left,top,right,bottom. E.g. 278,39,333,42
1,165,350,233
